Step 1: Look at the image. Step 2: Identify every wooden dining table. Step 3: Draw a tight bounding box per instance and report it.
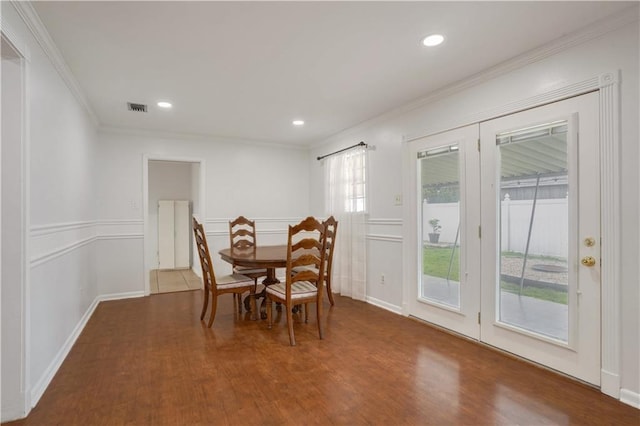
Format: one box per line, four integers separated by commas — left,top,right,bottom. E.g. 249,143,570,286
219,245,288,319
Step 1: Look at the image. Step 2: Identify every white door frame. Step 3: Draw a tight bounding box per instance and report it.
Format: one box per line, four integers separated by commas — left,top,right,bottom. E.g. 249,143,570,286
402,71,621,398
142,155,206,295
1,25,32,420
407,124,481,340
479,93,601,385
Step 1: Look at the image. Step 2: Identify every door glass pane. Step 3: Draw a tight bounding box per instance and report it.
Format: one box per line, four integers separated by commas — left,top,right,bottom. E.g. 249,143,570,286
419,145,461,309
496,121,569,342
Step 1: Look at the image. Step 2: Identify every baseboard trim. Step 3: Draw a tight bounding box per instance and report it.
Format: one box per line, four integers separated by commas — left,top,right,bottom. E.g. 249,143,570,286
30,295,100,407
620,389,640,409
365,296,402,315
601,369,621,398
99,291,146,302
0,391,27,423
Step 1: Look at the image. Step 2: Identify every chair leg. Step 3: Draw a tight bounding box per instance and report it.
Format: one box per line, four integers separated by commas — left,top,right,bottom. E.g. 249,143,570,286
266,296,273,329
237,292,243,315
286,303,296,346
304,303,309,323
207,294,218,327
250,288,258,321
326,276,335,306
200,289,209,320
316,298,323,340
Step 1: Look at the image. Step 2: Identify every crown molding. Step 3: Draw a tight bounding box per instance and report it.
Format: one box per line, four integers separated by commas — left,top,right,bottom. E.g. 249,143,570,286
311,4,639,150
99,125,309,151
11,1,99,126
1,8,31,61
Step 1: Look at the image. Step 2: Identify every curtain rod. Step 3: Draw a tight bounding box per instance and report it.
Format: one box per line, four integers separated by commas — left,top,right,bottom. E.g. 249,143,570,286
316,141,367,161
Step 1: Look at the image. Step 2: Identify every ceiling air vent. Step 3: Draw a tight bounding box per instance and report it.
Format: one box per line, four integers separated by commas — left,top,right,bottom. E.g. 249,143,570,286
127,102,147,113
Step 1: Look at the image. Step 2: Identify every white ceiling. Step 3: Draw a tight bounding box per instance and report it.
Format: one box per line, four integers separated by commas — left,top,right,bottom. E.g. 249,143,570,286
31,1,632,147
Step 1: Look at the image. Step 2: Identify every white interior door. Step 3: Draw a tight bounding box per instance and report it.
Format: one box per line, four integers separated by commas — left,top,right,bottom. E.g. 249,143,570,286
158,200,175,269
408,124,481,339
479,92,601,385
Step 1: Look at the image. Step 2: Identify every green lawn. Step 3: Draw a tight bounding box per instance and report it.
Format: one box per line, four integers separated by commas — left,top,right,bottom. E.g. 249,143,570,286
423,246,460,281
499,281,567,304
423,246,567,305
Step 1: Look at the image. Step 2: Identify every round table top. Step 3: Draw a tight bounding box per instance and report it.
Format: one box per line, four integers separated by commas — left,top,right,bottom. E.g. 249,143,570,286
218,245,288,269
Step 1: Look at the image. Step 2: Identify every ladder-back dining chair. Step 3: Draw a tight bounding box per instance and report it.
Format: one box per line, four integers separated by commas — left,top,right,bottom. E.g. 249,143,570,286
265,216,326,346
290,216,338,306
229,216,269,310
193,217,256,327
322,216,338,306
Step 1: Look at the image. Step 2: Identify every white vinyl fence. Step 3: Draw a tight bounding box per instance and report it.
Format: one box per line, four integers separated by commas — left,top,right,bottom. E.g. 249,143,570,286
423,197,568,257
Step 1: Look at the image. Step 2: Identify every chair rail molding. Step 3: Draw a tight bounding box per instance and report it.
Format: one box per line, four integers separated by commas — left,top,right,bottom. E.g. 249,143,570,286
366,234,402,243
205,217,305,237
30,220,97,236
30,236,96,268
29,220,146,268
367,218,403,226
98,219,144,239
205,217,305,225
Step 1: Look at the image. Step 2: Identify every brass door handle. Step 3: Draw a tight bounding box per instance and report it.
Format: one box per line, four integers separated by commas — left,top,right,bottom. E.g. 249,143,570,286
581,256,596,267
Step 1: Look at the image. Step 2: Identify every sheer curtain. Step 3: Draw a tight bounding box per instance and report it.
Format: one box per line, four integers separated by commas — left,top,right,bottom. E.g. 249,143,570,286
324,146,367,301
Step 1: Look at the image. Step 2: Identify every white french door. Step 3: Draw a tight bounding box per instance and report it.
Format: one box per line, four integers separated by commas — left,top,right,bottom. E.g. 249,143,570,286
408,124,481,339
480,92,601,385
408,92,601,385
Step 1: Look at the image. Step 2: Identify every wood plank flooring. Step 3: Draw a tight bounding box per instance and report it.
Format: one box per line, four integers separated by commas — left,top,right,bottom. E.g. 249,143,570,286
6,291,638,425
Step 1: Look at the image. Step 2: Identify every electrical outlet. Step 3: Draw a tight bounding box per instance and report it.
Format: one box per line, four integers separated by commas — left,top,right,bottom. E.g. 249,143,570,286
394,194,402,205
380,274,385,285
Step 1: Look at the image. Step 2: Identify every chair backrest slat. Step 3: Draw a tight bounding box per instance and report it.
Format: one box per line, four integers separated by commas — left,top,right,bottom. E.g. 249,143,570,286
229,216,258,250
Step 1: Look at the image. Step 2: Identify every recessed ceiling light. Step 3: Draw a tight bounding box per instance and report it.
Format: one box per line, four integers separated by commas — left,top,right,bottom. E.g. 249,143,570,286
292,120,305,126
157,101,172,108
422,34,444,47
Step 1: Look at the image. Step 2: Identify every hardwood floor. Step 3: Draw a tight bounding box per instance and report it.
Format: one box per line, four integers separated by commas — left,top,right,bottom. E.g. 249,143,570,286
6,291,638,425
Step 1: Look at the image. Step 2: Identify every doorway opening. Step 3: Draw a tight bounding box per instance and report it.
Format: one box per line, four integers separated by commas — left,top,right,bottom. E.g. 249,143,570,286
143,156,205,295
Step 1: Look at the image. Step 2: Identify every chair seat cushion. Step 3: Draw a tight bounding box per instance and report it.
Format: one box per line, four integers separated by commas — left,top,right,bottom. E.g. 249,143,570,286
215,273,255,289
233,266,268,275
266,281,318,300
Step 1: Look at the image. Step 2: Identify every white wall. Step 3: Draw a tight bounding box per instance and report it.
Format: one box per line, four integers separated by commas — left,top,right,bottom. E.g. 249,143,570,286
97,131,311,292
2,2,99,421
310,20,639,398
148,160,193,269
